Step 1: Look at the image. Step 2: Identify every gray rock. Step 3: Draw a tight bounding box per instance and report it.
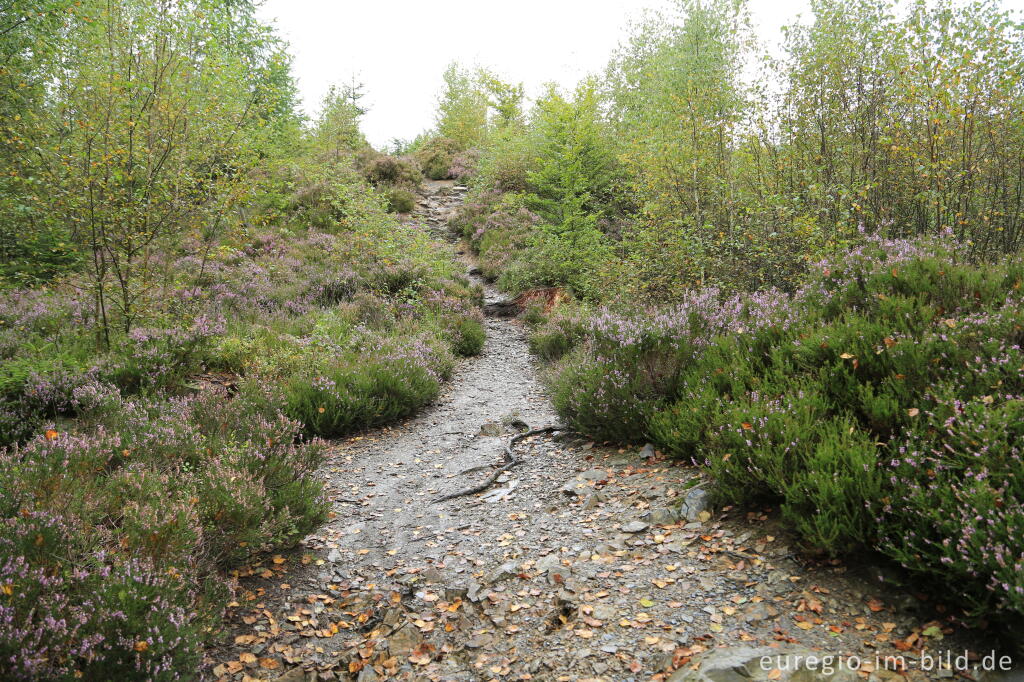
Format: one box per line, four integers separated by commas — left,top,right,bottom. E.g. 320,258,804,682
485,561,520,585
273,668,311,682
742,602,779,623
622,521,649,533
444,585,468,601
535,554,561,573
466,580,483,602
386,623,421,656
356,666,379,682
646,507,682,525
561,477,592,496
680,487,711,522
579,468,608,481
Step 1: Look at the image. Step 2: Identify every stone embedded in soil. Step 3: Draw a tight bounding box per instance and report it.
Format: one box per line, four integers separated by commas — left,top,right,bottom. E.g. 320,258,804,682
622,520,650,533
385,622,422,657
680,486,711,521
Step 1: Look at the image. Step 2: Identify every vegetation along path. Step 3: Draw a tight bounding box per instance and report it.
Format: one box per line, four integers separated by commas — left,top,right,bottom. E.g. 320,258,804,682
208,184,991,682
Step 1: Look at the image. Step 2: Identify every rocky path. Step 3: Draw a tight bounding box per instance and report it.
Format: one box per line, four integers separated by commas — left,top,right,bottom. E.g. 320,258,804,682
207,183,995,682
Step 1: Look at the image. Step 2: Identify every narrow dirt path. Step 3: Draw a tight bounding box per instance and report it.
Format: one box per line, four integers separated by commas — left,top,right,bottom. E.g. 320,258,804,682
207,184,982,682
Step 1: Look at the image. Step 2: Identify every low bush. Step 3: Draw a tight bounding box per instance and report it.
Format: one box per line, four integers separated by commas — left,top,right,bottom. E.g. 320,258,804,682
537,231,1024,623
0,148,485,676
283,335,452,438
363,155,422,188
386,187,418,213
414,136,461,180
0,383,327,679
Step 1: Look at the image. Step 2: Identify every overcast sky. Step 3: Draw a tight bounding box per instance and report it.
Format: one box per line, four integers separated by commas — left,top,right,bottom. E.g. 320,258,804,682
256,0,1024,149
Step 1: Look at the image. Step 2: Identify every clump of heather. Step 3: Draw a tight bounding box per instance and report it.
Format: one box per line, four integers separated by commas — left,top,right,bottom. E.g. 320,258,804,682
449,149,480,181
450,191,539,281
0,383,326,678
538,230,1024,623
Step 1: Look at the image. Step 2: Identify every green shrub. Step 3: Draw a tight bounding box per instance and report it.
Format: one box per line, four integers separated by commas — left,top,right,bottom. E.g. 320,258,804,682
527,304,589,362
364,155,422,188
0,225,82,286
0,382,326,678
539,233,1024,622
386,187,418,213
451,317,485,356
284,338,451,438
414,136,461,180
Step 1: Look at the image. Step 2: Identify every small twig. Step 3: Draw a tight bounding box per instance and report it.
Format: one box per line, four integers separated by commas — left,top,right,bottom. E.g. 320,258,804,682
434,426,563,503
456,464,492,476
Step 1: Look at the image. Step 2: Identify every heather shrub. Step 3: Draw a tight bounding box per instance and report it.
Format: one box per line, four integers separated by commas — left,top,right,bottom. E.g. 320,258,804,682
527,303,590,362
449,148,480,181
0,382,327,678
283,335,453,437
879,393,1024,618
414,136,461,180
450,317,485,356
98,316,224,393
363,154,422,188
386,187,418,213
543,231,1024,620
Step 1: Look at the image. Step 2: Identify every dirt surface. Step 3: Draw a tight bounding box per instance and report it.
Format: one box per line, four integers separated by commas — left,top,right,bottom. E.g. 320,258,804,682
206,183,999,682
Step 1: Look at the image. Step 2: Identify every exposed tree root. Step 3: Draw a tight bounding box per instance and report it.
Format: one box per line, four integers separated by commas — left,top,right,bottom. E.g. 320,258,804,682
434,426,564,503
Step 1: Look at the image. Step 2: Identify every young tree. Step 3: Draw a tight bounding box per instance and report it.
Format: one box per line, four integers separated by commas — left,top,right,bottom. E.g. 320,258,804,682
526,80,615,238
314,82,368,162
30,0,270,343
607,0,751,233
435,62,488,149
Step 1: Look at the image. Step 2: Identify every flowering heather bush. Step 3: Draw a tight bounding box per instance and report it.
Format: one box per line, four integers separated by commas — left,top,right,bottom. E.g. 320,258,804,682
450,191,539,281
284,334,454,438
413,136,461,180
0,384,326,678
362,155,422,189
448,148,480,181
538,231,1024,622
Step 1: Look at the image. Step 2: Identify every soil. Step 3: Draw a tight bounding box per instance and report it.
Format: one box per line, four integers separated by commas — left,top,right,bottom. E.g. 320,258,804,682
205,182,1000,682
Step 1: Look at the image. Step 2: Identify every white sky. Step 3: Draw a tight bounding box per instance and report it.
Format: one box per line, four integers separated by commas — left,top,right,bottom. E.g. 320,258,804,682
256,0,1024,149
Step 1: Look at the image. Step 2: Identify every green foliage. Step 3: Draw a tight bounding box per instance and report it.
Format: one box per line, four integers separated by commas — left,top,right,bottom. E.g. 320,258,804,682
364,155,423,188
415,137,461,180
0,225,82,286
283,339,450,438
0,384,327,678
538,235,1024,621
386,188,418,213
313,82,368,161
450,317,486,356
435,63,489,149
